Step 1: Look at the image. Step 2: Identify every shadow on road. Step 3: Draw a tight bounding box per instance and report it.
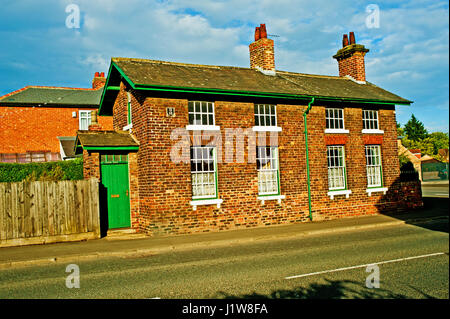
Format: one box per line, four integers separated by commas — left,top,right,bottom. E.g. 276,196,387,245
382,197,449,234
215,279,434,299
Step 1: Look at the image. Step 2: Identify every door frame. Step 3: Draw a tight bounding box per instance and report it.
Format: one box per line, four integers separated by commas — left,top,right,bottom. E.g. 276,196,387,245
100,153,132,230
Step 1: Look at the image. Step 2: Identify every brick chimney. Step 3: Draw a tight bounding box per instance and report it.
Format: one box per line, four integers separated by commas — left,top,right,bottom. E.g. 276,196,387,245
92,72,106,89
333,32,369,83
249,24,275,75
88,110,103,131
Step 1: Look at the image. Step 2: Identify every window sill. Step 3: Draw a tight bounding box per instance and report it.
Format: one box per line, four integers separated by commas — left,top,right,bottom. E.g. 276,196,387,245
257,194,285,205
252,126,282,132
123,123,133,131
327,189,352,200
362,129,384,134
366,187,388,196
186,125,220,131
190,198,223,210
325,129,349,134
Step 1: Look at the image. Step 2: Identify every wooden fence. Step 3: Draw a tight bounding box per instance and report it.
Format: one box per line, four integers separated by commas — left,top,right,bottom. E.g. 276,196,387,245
0,178,100,247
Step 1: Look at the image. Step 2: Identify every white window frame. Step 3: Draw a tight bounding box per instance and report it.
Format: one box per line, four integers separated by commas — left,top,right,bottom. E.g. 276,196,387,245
327,145,348,192
123,92,133,131
79,110,91,130
365,145,383,188
252,104,282,132
186,101,220,131
256,146,281,196
190,146,218,200
325,108,349,133
362,110,383,134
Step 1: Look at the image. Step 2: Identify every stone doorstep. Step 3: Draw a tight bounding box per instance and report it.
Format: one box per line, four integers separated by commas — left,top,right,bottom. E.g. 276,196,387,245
104,228,147,241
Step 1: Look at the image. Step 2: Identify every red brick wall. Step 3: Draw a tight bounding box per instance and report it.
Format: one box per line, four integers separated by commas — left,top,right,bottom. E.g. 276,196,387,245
249,38,275,71
0,106,113,153
337,51,367,82
111,85,419,236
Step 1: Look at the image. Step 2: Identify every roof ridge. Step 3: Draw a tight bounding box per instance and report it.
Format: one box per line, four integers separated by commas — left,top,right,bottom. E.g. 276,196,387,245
276,70,346,80
113,57,223,69
112,57,353,79
27,85,101,91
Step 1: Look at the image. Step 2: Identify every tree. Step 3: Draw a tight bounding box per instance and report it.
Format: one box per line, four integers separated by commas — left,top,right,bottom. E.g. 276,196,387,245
404,114,428,141
396,122,404,137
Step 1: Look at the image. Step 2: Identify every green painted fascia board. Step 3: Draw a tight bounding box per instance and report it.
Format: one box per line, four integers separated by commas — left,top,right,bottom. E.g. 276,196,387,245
132,83,412,105
83,146,139,151
98,63,115,116
98,62,137,115
111,62,137,89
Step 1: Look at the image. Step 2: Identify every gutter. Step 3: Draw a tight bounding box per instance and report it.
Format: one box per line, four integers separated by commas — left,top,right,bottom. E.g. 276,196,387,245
98,62,412,115
303,97,315,221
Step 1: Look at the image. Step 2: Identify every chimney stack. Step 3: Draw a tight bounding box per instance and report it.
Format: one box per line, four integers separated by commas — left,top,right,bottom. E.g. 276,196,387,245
88,110,103,131
92,72,106,89
249,24,275,74
333,32,369,83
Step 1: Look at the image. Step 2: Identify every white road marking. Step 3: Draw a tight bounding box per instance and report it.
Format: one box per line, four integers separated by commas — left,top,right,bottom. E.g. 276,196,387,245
285,252,446,280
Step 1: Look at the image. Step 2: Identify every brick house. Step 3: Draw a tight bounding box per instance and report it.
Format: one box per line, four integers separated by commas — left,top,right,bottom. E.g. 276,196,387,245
0,72,113,162
78,25,422,236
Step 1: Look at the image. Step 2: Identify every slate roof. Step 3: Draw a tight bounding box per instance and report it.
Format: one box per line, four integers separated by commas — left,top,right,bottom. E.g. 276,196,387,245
110,57,411,104
0,86,103,106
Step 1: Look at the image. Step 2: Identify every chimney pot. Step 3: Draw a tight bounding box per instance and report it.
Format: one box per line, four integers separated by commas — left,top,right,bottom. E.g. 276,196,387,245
255,27,261,41
342,34,349,47
92,72,106,89
259,24,267,39
349,32,355,45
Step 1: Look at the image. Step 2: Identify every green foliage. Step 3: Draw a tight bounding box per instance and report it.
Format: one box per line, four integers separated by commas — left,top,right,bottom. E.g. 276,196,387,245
0,157,83,182
399,154,411,167
404,114,428,141
399,115,448,160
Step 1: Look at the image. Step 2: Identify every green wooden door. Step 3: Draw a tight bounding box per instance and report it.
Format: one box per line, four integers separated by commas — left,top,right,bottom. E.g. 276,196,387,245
100,154,131,229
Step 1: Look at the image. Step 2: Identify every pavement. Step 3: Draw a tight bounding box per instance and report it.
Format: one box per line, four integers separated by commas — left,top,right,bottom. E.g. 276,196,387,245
0,198,448,270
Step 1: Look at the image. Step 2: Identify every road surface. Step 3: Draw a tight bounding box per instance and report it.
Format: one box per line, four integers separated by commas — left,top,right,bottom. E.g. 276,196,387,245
0,219,448,299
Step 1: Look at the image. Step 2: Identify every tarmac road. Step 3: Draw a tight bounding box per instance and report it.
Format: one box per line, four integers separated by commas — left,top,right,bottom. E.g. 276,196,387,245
0,219,448,299
422,181,449,198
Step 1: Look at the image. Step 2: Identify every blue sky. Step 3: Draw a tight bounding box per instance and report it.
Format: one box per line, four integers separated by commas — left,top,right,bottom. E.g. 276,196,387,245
0,0,448,132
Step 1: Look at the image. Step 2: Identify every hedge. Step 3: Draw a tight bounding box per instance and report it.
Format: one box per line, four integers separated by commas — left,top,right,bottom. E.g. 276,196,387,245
0,157,83,182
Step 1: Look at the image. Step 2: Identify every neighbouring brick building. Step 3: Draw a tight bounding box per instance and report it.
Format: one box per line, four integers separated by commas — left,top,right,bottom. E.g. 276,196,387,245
0,72,113,162
78,25,422,236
